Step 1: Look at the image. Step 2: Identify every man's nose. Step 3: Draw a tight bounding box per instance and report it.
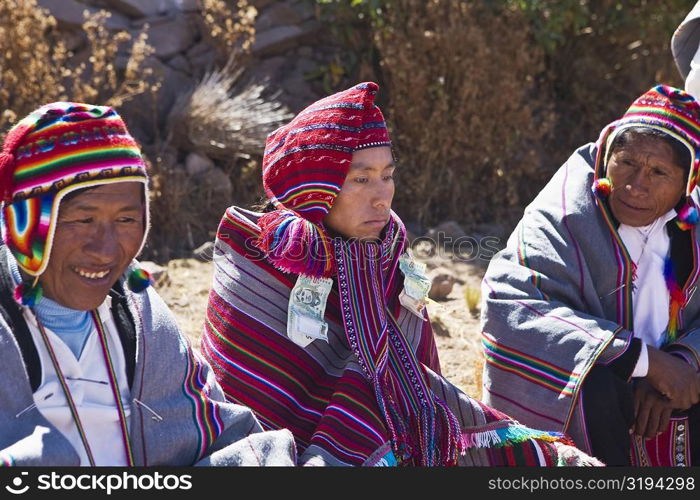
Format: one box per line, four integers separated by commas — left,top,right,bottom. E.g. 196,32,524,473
83,224,118,263
372,181,394,209
625,168,651,195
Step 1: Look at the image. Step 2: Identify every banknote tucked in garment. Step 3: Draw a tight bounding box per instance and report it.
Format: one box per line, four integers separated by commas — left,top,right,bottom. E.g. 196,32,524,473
287,275,333,348
398,252,431,319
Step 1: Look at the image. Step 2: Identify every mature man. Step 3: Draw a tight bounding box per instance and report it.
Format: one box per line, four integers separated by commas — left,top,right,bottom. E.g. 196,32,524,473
482,85,700,466
0,102,295,465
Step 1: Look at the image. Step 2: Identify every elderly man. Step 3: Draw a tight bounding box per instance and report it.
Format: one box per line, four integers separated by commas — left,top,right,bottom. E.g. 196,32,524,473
0,102,295,466
481,85,700,466
201,82,601,466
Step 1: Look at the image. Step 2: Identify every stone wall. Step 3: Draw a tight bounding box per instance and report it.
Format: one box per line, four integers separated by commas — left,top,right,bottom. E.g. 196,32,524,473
37,0,342,146
31,0,357,257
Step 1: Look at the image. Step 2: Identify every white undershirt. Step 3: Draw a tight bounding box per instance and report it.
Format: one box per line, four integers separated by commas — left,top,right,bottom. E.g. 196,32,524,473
618,209,677,377
685,40,700,99
23,297,131,466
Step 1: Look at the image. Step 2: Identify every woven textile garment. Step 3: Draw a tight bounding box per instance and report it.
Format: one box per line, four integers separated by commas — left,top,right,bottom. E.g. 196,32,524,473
202,206,602,466
482,86,700,466
0,251,296,466
481,147,700,465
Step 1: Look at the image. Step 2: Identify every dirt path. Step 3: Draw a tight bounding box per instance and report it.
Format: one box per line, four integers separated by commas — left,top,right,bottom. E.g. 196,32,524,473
157,252,486,399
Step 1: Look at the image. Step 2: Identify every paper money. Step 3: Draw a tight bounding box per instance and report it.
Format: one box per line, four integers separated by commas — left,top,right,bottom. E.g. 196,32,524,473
287,275,333,348
399,289,427,318
398,252,430,319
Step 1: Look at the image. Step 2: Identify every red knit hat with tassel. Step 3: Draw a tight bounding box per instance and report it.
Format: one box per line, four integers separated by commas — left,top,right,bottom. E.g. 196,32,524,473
256,82,391,278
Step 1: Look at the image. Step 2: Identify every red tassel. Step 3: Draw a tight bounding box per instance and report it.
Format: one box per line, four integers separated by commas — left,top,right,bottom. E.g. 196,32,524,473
256,209,335,278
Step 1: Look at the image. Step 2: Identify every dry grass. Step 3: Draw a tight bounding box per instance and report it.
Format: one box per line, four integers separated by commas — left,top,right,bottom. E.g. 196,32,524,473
167,56,292,160
199,0,256,60
375,0,554,227
0,0,155,134
145,151,236,261
146,57,292,260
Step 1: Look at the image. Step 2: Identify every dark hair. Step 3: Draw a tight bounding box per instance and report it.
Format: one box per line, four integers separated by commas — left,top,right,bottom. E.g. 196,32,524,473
61,183,146,206
251,196,276,213
609,126,692,173
62,185,99,203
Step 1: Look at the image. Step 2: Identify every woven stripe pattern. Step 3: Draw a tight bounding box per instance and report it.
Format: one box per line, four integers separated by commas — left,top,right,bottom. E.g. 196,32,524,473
0,102,148,276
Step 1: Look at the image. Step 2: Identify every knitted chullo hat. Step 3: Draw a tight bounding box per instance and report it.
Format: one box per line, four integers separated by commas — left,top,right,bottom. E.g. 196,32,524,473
256,82,391,278
592,85,700,230
0,102,151,304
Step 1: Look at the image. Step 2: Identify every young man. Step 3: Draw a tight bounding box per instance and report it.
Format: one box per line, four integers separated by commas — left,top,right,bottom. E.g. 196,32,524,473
201,82,601,466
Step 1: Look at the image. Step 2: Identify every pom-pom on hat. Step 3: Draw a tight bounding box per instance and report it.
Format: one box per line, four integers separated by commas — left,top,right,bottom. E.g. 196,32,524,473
256,82,392,278
592,85,700,229
0,102,150,283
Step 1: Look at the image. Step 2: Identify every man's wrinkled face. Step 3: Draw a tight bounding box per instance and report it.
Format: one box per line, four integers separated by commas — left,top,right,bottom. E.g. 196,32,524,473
607,134,686,227
323,147,395,242
39,182,145,310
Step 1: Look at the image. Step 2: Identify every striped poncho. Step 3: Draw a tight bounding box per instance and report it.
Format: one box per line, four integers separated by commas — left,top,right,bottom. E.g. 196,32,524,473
202,206,602,466
481,142,700,462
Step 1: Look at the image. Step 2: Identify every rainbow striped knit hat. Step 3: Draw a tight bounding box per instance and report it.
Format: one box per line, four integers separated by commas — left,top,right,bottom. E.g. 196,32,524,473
0,102,149,283
592,85,700,230
256,82,391,278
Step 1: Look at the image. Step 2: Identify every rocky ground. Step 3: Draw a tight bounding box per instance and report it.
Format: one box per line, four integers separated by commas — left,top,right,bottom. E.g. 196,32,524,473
154,244,489,399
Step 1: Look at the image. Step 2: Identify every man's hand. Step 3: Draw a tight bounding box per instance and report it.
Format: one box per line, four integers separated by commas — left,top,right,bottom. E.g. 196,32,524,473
633,379,673,439
646,347,700,410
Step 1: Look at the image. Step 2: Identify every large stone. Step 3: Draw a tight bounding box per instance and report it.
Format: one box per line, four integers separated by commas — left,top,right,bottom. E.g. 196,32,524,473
185,152,214,176
295,56,316,75
297,46,313,57
430,314,450,337
426,220,467,249
291,0,315,22
252,25,303,56
252,21,320,57
154,64,193,125
250,0,275,9
105,0,168,17
428,268,457,301
198,167,233,198
279,74,317,112
256,2,301,31
38,0,131,30
186,41,216,74
118,55,193,140
146,13,198,59
166,54,192,74
186,40,210,58
175,0,200,12
250,56,287,78
63,30,86,52
193,241,215,262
